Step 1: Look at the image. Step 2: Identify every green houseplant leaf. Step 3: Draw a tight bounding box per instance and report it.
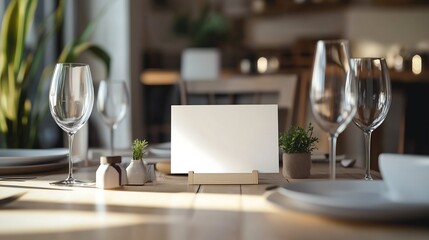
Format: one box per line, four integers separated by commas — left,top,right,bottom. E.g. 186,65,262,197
173,4,230,48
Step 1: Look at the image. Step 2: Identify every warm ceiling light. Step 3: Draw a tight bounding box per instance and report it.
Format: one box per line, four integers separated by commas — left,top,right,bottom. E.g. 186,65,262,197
257,57,268,74
251,0,265,13
412,54,422,75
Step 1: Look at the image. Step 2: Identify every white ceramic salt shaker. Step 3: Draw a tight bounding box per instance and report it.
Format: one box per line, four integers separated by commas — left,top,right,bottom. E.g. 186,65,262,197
126,159,147,185
96,156,122,189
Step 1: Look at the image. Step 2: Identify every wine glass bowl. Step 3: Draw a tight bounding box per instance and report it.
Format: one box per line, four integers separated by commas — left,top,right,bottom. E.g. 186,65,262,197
97,80,129,154
310,40,357,180
351,58,391,180
49,63,94,186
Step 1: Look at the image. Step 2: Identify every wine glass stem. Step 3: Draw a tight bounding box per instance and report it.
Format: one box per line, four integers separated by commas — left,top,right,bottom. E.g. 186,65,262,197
110,126,114,155
328,134,338,180
364,131,373,180
67,133,75,181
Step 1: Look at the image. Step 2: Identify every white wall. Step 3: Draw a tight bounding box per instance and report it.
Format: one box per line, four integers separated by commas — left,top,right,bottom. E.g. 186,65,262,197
246,11,345,48
246,6,429,50
245,7,429,70
346,6,429,50
95,0,132,149
72,0,132,149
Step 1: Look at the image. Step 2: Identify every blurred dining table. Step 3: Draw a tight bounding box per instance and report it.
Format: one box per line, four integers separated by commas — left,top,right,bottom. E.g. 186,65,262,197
0,161,428,240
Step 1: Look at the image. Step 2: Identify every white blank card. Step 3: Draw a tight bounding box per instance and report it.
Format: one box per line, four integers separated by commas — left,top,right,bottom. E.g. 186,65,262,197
171,105,279,174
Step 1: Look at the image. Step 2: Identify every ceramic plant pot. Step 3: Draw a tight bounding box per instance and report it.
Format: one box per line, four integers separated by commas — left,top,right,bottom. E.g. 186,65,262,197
126,159,147,185
282,153,311,179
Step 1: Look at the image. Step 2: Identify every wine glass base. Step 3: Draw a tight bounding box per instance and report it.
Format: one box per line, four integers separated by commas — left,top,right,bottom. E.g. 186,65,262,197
363,175,373,181
50,178,87,186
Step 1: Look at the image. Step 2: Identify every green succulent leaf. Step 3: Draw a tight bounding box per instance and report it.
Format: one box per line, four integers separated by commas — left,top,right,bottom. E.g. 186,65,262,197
132,139,149,160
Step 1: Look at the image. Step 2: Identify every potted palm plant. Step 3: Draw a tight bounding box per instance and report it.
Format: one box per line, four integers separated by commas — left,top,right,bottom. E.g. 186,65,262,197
173,4,230,81
279,124,318,179
0,0,110,148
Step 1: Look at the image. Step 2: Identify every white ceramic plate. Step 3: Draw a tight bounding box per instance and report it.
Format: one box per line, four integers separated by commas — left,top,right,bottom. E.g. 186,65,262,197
0,158,68,175
0,149,68,166
148,142,171,157
266,180,429,221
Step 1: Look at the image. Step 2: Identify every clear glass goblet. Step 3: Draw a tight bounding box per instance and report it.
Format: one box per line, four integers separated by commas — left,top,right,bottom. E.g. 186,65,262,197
351,58,391,180
310,40,357,180
49,63,94,186
97,80,129,155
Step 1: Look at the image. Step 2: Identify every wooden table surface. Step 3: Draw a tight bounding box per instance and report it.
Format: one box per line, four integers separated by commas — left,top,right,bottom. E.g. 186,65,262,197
0,162,428,240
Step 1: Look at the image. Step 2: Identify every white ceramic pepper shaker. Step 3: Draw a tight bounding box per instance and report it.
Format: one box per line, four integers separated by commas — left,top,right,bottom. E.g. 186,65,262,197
96,156,122,189
106,155,128,186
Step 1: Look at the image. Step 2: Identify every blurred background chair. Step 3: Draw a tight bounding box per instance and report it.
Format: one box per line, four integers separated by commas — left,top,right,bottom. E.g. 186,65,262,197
179,74,299,132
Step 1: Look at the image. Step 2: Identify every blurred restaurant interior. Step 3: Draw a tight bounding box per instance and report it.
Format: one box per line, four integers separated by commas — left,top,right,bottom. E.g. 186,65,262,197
3,0,429,170
2,1,429,237
136,0,429,170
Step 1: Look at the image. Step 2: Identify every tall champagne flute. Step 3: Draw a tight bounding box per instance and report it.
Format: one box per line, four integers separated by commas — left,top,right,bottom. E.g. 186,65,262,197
352,58,391,180
310,40,357,180
97,80,129,154
49,63,94,186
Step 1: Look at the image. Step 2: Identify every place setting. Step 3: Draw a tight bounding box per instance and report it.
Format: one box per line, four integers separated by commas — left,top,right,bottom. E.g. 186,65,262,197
266,153,429,222
0,148,68,175
265,40,429,222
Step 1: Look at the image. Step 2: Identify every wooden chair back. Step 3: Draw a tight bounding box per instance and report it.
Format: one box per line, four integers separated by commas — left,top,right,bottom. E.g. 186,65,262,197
179,74,299,132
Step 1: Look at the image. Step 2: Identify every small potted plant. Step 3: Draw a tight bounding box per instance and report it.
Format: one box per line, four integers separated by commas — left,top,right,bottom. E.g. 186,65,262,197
279,124,318,179
126,139,149,185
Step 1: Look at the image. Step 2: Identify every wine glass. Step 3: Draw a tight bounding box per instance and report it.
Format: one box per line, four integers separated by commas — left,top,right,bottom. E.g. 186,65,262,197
351,58,391,180
49,63,94,186
310,40,357,180
97,80,129,155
